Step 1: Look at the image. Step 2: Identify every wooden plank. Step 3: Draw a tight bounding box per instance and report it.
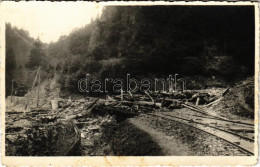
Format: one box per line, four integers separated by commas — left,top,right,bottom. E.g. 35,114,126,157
25,66,41,109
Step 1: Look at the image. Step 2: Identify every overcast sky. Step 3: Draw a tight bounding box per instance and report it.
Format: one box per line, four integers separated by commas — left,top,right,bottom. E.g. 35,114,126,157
2,1,104,43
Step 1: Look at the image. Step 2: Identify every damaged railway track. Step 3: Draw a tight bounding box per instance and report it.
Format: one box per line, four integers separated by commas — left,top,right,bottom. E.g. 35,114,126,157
103,90,255,155
147,111,254,155
182,103,254,126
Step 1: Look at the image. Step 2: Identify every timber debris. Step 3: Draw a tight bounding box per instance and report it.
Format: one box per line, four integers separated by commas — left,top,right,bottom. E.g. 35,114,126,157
6,86,253,155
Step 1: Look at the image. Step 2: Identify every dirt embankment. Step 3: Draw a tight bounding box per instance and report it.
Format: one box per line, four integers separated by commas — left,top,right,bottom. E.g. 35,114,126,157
213,77,254,119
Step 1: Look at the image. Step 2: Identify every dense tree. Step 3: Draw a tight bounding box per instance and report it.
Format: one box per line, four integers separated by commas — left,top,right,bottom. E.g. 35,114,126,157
26,39,46,69
46,6,255,93
5,24,48,96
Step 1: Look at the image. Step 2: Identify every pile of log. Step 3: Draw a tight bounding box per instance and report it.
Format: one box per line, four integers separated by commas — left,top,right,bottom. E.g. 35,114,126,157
102,90,222,114
6,86,227,156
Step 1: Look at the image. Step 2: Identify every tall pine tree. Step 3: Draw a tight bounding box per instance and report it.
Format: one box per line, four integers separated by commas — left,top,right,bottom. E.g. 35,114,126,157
26,38,45,69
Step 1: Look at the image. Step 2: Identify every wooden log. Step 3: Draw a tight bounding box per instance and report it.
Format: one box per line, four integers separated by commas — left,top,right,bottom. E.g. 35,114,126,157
160,92,173,96
184,102,206,111
128,91,133,98
104,101,119,107
107,95,116,101
228,128,254,133
204,97,223,106
135,101,161,107
222,87,230,96
120,100,161,108
84,98,100,110
145,91,154,103
195,97,200,106
76,99,100,118
164,98,181,102
181,103,207,115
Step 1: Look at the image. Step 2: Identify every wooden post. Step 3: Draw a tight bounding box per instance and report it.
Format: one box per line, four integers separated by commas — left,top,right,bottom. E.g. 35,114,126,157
195,97,200,106
25,67,40,109
36,67,41,107
174,74,178,92
128,91,133,98
145,91,154,103
121,89,123,101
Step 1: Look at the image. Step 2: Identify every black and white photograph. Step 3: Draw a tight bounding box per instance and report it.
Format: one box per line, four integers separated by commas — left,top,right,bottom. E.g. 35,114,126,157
1,1,258,166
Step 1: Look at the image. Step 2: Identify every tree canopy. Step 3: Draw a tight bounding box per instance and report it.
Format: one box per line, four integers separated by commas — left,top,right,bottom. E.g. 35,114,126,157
46,6,254,93
26,39,46,69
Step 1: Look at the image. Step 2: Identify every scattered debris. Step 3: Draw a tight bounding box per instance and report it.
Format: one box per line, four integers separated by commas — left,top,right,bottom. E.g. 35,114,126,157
5,82,253,156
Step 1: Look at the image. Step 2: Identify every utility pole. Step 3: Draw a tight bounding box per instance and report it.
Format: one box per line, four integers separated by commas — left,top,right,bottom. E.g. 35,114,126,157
25,66,40,109
36,67,41,107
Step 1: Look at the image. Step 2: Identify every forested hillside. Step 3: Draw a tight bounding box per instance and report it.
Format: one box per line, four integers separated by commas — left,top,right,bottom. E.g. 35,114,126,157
6,6,254,96
46,6,254,94
6,23,35,67
6,24,49,96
